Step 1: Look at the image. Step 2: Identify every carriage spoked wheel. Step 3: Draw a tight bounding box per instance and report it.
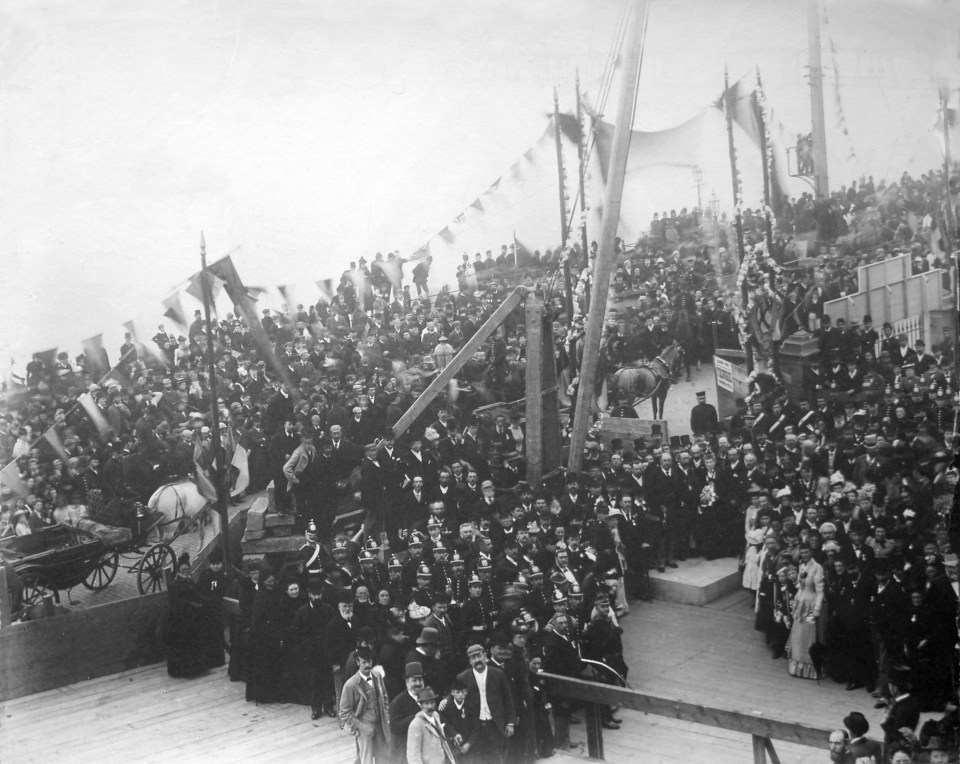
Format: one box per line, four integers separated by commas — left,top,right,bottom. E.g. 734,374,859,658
82,551,120,591
20,574,56,607
137,542,176,595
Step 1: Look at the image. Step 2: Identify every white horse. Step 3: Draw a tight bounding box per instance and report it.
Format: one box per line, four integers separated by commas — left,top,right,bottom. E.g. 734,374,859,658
147,480,217,544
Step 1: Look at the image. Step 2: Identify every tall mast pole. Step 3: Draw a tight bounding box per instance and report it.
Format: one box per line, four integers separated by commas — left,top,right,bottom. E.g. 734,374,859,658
575,69,591,260
568,0,646,473
756,69,776,258
724,67,753,374
200,233,232,569
808,0,829,199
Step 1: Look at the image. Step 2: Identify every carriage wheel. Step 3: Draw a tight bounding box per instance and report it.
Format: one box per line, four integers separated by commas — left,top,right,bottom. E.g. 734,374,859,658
82,551,120,591
137,543,176,595
20,574,56,607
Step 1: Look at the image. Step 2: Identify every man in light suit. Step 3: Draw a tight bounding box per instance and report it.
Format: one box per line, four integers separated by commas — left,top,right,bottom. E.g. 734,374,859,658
406,687,457,764
283,429,320,531
456,643,517,764
339,647,391,764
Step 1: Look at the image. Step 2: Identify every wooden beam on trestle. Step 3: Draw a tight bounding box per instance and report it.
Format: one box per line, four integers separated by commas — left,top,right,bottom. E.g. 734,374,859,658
392,287,528,439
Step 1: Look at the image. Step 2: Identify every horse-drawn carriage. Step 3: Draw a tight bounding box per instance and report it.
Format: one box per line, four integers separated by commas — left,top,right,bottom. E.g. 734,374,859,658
1,480,217,614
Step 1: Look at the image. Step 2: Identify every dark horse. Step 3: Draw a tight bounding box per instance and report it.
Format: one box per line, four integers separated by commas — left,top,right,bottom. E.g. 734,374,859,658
608,342,681,419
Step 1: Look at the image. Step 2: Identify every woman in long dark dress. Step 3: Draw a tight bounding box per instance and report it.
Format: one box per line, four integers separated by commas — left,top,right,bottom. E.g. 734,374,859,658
196,550,229,670
277,579,310,704
227,563,260,682
166,553,206,679
245,568,284,703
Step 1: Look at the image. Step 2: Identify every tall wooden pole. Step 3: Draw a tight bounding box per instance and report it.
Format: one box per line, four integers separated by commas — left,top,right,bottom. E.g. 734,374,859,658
200,233,232,569
568,0,646,473
941,89,955,254
554,89,574,324
756,70,775,258
808,0,829,199
724,67,754,373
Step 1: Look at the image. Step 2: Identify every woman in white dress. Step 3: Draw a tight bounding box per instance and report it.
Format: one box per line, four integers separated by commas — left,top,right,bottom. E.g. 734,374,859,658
742,498,771,591
786,543,826,679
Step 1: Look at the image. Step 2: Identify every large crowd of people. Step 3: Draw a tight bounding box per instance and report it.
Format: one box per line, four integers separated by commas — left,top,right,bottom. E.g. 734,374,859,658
1,166,958,763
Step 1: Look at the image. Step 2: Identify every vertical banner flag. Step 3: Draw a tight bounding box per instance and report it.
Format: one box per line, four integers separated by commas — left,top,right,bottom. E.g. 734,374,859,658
194,460,219,502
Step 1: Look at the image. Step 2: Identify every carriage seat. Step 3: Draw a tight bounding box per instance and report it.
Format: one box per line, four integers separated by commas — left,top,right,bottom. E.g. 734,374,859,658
69,518,133,548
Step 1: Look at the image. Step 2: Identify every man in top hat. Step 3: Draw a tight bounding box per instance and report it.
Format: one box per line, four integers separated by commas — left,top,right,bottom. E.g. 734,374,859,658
689,390,718,438
457,643,518,764
407,626,448,696
406,687,457,764
389,661,427,762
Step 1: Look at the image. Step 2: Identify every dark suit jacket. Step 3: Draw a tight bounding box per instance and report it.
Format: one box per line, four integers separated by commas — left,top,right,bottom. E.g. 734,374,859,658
388,690,422,760
456,664,517,737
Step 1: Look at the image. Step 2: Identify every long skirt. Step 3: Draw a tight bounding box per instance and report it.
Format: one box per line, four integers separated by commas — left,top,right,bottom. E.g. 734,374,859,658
786,617,822,679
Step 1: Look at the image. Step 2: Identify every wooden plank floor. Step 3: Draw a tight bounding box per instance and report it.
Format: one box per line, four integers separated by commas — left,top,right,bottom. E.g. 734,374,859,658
2,586,904,763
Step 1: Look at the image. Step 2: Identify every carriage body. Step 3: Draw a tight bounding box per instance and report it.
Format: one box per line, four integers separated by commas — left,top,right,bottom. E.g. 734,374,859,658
0,525,107,595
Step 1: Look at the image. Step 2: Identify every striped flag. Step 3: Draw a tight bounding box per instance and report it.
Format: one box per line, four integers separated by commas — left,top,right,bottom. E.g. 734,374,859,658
230,444,250,498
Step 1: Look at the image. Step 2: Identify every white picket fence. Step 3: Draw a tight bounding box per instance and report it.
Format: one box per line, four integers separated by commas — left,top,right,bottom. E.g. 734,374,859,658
874,315,923,356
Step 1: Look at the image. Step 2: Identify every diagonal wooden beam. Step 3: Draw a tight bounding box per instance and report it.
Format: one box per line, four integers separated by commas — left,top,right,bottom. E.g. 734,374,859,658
392,287,527,439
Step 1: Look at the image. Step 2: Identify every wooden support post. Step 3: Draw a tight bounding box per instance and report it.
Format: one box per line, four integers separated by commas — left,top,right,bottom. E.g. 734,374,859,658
392,287,527,438
763,737,782,764
568,0,646,473
525,292,545,488
752,735,768,764
586,701,605,760
0,564,12,628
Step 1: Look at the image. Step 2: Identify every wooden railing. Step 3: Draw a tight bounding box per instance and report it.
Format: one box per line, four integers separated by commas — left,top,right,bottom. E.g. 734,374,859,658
540,673,833,763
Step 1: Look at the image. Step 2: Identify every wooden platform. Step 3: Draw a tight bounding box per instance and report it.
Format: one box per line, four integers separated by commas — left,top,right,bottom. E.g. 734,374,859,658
2,586,911,763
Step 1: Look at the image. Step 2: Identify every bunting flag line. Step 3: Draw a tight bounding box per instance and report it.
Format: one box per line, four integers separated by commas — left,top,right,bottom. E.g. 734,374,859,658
194,460,219,503
185,270,225,305
77,392,112,437
230,444,250,497
204,254,292,391
36,348,58,371
81,334,109,377
43,428,69,462
0,462,28,498
316,278,335,301
162,292,188,328
470,198,484,212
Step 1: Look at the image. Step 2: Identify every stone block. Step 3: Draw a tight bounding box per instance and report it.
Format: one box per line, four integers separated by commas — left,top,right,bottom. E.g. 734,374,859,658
264,512,295,529
267,481,276,513
246,497,269,534
647,557,742,606
241,535,306,555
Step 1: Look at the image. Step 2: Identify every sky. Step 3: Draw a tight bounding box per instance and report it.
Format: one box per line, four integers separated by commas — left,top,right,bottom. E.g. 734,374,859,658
1,0,958,370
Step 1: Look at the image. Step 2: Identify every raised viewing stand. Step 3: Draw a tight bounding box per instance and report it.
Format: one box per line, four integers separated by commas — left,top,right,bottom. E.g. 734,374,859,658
647,557,742,606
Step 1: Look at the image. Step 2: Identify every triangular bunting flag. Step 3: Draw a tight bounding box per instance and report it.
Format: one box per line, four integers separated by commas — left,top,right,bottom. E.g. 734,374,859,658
43,428,69,462
0,462,28,498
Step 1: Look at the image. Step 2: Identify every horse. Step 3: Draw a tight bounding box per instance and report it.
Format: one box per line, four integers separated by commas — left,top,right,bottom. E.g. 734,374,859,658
608,342,681,420
147,480,216,545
